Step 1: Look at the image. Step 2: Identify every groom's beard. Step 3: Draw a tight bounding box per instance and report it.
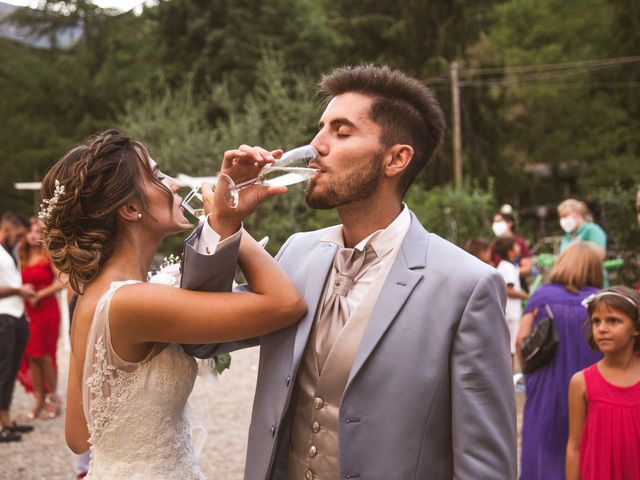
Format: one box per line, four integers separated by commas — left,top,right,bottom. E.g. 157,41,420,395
304,150,383,210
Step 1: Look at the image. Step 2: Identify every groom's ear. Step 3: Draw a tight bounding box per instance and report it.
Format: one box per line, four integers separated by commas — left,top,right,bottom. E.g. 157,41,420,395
118,202,143,223
383,144,414,179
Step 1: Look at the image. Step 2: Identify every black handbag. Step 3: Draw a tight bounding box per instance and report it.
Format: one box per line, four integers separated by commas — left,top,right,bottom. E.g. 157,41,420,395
521,304,559,374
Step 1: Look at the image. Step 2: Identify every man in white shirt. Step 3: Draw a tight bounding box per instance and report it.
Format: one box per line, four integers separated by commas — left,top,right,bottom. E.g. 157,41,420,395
0,212,36,442
182,65,516,479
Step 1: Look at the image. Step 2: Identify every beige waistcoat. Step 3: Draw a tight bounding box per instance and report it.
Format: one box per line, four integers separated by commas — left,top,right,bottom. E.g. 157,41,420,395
287,264,390,480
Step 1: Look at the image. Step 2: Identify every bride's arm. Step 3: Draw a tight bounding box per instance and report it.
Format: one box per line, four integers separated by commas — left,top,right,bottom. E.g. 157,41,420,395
65,349,89,453
110,230,306,344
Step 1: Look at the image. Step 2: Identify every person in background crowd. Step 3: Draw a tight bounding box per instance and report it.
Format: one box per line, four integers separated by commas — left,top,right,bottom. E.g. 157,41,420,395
491,211,533,293
8,211,30,261
636,186,640,226
516,242,604,480
17,218,64,419
636,187,640,292
566,286,640,480
464,237,493,265
558,199,607,260
0,212,36,442
494,236,529,368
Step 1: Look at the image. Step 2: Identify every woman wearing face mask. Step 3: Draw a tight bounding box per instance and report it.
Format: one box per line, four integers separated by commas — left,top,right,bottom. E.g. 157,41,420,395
557,199,607,261
491,212,533,276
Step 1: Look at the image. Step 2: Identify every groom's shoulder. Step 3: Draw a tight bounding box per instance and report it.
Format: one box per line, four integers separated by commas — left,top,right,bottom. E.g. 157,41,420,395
285,225,338,247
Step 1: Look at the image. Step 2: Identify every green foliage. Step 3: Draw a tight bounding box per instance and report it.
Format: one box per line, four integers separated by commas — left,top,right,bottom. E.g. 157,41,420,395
150,0,340,97
594,184,640,286
480,0,640,205
117,51,336,257
405,180,496,247
117,80,219,177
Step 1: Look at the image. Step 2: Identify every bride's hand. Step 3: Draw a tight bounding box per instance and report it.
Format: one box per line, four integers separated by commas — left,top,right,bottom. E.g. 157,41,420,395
203,145,287,237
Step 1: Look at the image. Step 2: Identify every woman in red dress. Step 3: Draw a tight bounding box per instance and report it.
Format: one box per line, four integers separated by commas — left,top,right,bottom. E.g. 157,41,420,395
18,219,63,419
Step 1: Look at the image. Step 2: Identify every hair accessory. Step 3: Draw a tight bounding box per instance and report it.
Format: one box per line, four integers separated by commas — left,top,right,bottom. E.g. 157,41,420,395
137,213,143,219
581,291,640,311
38,179,65,221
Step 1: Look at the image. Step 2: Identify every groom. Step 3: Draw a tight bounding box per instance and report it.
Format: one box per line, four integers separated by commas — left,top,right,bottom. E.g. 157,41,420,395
182,65,516,479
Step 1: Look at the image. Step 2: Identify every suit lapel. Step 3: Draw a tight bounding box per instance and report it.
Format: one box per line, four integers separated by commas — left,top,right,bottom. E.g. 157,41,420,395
346,214,429,389
292,241,337,372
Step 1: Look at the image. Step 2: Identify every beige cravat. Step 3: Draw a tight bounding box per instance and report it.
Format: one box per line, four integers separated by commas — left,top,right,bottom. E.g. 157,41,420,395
315,245,377,372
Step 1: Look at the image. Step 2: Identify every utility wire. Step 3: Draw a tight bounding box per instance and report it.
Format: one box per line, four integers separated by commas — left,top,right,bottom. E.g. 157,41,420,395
462,55,640,76
425,55,640,85
460,63,640,86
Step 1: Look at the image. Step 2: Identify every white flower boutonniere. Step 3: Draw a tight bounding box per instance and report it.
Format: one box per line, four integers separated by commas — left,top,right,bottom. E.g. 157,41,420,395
148,254,182,286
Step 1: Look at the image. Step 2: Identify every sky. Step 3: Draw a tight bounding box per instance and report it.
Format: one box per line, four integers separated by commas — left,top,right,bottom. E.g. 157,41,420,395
2,0,153,13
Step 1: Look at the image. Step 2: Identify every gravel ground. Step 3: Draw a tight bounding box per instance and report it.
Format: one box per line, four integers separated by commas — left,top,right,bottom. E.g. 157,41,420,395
3,343,525,480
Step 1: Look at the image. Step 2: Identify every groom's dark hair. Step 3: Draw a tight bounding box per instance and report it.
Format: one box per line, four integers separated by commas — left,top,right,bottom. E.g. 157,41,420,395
318,65,445,196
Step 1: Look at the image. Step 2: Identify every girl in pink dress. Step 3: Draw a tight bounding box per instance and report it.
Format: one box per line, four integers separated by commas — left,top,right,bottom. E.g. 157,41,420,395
566,286,640,480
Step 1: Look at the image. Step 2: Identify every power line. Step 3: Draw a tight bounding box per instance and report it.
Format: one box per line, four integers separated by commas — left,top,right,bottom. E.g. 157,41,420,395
461,81,640,90
440,56,640,185
462,55,640,76
425,55,640,84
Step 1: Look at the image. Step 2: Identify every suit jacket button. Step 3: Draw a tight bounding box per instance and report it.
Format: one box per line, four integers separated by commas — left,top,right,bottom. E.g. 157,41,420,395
313,397,324,409
308,445,317,457
305,470,314,480
311,421,320,433
269,424,276,437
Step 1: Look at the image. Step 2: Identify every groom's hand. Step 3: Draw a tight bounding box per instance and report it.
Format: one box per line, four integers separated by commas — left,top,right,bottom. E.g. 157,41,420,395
204,145,287,239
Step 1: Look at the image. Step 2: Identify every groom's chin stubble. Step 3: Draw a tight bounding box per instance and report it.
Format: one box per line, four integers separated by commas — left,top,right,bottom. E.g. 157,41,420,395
304,183,336,210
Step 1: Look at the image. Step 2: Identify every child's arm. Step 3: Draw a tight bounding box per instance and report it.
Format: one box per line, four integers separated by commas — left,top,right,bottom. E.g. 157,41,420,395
566,371,587,480
506,284,529,300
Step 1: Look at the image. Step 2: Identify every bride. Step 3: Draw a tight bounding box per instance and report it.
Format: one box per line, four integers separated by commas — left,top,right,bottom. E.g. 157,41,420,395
39,130,305,478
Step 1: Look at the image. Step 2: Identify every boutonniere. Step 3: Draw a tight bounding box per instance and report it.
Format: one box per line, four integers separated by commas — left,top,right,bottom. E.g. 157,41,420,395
149,254,182,286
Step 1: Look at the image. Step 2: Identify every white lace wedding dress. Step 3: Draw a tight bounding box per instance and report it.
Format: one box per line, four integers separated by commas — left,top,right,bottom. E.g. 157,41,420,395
82,281,205,479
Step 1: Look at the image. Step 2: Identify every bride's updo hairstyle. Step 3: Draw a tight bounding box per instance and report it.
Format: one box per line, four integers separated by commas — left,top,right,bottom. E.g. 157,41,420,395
40,129,173,294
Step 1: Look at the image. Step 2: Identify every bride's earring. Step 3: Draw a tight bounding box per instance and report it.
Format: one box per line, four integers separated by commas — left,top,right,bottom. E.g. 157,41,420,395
137,213,143,219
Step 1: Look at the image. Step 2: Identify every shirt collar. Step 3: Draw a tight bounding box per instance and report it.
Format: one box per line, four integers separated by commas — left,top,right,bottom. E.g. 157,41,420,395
320,204,411,258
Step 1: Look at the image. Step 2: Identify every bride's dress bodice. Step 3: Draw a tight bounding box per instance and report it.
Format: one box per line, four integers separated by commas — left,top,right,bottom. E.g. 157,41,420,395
83,281,205,479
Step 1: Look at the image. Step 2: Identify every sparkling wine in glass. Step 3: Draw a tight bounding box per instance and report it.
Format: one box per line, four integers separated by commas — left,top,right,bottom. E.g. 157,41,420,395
181,187,206,222
218,145,318,208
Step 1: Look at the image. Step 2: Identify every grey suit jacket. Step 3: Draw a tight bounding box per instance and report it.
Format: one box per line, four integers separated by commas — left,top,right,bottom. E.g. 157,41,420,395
182,212,517,480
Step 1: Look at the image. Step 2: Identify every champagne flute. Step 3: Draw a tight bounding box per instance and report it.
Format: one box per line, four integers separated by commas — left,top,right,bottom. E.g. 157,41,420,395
218,145,318,208
181,187,206,222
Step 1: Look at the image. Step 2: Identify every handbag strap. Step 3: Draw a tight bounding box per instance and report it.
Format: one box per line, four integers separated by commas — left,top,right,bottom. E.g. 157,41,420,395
543,304,554,320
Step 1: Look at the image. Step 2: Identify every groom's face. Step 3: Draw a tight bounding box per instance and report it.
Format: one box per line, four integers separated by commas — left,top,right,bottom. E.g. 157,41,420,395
305,92,385,209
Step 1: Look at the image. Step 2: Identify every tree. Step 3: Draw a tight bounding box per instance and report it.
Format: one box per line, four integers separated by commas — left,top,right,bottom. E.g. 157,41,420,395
481,0,640,203
117,51,337,256
150,0,340,98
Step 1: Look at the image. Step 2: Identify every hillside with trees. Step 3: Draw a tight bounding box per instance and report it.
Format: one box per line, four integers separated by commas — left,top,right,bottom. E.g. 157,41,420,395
1,0,638,278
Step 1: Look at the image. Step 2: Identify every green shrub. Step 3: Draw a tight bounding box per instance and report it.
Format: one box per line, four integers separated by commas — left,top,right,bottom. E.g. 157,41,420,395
406,180,496,248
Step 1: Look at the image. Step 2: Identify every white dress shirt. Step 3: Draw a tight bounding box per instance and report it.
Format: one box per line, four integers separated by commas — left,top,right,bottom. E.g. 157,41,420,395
194,217,242,255
0,245,25,318
318,205,411,315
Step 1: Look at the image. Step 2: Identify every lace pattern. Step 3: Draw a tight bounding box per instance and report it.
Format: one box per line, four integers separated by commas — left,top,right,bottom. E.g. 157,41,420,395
82,281,204,479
